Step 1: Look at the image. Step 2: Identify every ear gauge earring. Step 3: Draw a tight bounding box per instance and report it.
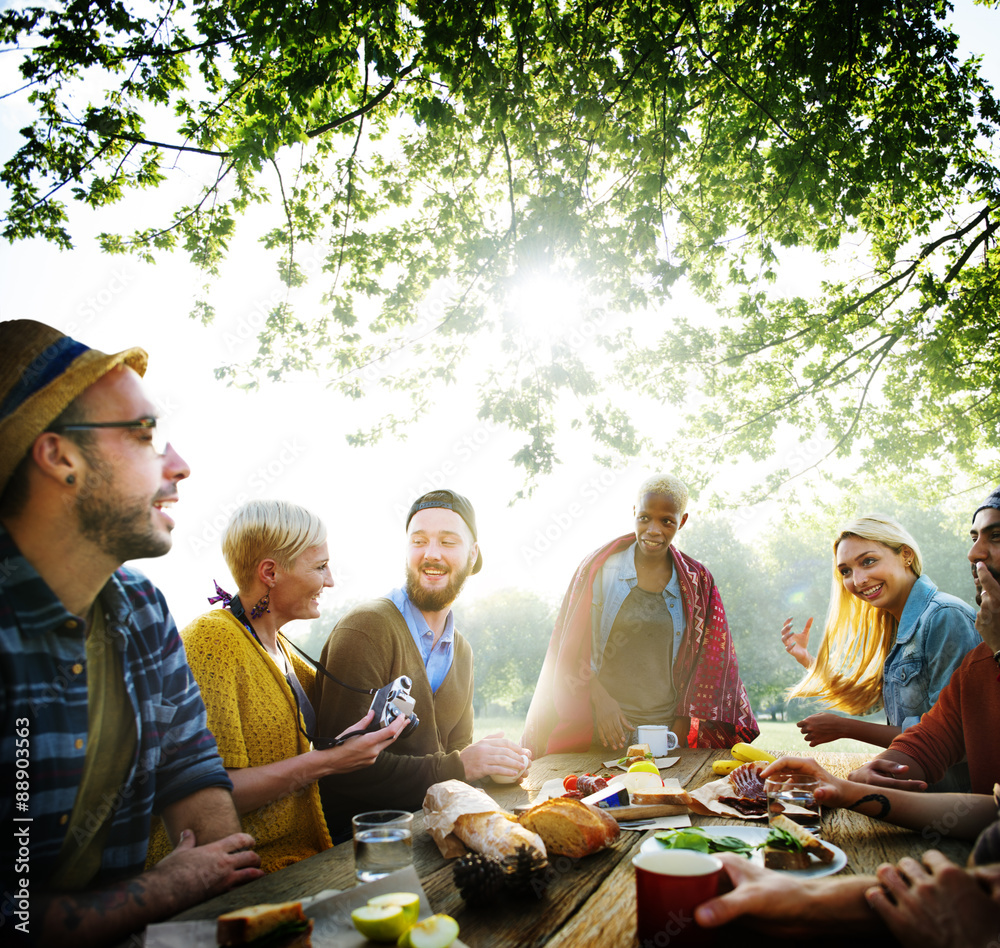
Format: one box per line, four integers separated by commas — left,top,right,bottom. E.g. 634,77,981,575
250,591,271,620
66,474,75,485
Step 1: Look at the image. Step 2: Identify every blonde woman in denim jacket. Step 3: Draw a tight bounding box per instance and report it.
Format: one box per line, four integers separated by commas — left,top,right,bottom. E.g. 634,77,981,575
782,517,978,788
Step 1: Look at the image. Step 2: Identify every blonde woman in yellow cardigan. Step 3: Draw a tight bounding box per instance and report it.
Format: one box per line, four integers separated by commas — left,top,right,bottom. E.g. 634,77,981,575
148,500,406,872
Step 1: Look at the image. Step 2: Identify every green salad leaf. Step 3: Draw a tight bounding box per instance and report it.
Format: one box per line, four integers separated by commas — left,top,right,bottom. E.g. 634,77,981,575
653,827,756,857
617,753,654,766
764,826,805,852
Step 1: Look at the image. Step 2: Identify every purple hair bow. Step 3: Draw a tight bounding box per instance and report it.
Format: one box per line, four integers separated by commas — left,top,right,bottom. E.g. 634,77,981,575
208,580,234,606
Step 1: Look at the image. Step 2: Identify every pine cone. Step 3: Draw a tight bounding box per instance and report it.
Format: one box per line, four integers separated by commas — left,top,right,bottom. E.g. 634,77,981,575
502,844,549,898
453,851,506,905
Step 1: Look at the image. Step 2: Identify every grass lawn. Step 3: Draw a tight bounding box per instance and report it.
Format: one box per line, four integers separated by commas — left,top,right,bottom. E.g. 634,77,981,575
473,713,526,744
755,717,883,755
474,712,885,757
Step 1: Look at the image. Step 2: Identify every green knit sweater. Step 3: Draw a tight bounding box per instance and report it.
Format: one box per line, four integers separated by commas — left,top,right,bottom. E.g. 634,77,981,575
316,599,474,835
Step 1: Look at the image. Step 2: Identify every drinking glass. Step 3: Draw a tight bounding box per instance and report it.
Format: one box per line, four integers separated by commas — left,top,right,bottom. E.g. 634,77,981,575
765,774,822,836
352,810,414,883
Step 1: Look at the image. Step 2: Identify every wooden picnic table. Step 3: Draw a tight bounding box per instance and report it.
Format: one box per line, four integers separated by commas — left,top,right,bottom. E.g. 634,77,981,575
168,747,974,946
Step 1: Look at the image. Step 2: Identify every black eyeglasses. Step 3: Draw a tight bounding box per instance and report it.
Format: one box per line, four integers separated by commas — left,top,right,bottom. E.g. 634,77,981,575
49,417,170,455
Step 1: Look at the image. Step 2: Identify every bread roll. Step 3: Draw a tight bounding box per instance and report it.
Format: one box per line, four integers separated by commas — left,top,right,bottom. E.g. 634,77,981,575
518,797,621,858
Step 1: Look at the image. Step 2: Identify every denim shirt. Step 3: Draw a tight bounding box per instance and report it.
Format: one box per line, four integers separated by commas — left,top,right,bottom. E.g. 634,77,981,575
882,573,979,729
387,587,455,693
591,542,687,672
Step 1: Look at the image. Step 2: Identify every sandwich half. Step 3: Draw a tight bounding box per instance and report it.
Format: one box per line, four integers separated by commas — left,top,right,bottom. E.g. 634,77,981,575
217,901,313,948
762,814,835,870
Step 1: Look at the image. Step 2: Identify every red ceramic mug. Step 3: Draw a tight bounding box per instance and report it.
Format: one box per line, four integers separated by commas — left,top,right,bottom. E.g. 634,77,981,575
633,849,723,948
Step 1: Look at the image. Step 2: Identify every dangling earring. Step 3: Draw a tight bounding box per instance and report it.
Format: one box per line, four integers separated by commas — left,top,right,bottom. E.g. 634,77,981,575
250,590,270,619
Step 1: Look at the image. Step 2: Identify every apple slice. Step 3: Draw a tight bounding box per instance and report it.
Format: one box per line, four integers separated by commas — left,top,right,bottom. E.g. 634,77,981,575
351,904,409,943
367,892,420,928
397,913,460,948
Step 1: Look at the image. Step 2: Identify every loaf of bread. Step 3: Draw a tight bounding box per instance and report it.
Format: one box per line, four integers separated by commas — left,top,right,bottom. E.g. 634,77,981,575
217,901,311,946
453,810,548,860
423,779,547,861
518,797,621,858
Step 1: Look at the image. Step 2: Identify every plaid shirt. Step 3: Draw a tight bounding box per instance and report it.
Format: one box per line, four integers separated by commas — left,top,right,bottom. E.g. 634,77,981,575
0,525,232,895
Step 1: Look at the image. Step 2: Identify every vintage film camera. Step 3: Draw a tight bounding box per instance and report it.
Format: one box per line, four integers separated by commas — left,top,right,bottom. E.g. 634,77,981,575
315,675,419,748
368,675,420,737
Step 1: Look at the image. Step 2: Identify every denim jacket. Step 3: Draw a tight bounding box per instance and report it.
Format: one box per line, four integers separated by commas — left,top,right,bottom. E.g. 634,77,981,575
590,542,687,672
882,573,979,729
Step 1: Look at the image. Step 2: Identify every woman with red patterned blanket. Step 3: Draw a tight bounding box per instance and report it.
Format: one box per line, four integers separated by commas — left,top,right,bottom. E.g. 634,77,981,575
522,474,758,755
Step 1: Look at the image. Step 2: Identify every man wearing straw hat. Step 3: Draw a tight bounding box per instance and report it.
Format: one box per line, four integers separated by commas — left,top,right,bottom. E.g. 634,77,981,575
0,320,263,945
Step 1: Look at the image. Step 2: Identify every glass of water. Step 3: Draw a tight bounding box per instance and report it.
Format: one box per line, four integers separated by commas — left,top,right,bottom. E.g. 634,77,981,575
352,810,414,883
765,774,822,836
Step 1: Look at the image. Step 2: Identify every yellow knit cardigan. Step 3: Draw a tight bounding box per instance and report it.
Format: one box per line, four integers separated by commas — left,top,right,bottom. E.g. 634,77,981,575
146,609,332,871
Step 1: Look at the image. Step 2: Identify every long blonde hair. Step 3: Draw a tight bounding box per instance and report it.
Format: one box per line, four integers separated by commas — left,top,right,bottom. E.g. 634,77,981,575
788,516,922,715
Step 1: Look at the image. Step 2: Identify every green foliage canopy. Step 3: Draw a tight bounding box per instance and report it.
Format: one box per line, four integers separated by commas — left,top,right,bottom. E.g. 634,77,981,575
3,1,999,493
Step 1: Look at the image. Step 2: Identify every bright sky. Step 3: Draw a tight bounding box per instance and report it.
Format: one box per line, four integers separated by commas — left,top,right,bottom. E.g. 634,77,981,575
1,1,998,636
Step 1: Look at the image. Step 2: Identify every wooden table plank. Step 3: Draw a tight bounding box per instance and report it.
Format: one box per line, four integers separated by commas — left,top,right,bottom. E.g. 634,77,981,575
165,747,975,947
423,830,639,948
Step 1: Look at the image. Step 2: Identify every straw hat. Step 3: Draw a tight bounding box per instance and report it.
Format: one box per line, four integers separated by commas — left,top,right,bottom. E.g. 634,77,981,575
0,319,148,496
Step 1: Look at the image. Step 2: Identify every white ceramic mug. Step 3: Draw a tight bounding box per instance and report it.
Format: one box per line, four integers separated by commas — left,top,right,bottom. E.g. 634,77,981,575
636,724,679,756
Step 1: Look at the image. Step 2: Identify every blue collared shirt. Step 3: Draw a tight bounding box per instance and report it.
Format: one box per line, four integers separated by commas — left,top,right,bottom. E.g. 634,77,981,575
592,542,687,672
0,525,232,891
882,573,979,729
388,587,455,693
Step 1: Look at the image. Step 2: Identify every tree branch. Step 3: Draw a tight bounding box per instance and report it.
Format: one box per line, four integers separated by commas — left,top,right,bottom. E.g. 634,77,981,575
306,61,418,139
499,127,517,241
98,132,229,157
124,160,235,247
748,335,900,501
719,203,997,365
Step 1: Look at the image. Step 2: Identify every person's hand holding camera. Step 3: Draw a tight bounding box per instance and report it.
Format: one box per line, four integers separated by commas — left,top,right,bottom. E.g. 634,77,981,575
317,710,408,773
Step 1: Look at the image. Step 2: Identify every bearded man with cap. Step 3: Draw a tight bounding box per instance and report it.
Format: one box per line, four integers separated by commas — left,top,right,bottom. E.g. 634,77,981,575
0,320,263,946
315,489,530,836
832,486,1000,797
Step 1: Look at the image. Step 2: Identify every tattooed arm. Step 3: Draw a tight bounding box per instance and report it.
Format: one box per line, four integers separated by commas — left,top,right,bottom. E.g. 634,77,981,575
761,756,996,840
37,829,264,947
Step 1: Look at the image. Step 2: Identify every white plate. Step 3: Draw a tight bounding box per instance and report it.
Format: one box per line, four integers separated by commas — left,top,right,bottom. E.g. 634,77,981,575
604,756,679,771
639,824,847,878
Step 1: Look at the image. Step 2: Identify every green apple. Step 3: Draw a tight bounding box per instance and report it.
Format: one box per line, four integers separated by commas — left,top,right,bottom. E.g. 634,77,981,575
367,892,420,928
351,904,409,943
397,914,460,948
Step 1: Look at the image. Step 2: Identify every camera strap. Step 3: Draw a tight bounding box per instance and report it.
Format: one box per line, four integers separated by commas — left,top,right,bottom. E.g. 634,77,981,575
230,596,376,695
